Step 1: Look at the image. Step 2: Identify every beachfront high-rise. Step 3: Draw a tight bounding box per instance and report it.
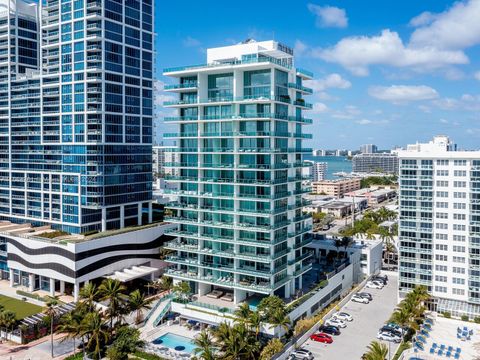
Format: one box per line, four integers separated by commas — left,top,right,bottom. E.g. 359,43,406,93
163,40,314,303
0,0,154,234
398,136,480,317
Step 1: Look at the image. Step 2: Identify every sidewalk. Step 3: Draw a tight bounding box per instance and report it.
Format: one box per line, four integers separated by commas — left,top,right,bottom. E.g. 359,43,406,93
0,333,77,360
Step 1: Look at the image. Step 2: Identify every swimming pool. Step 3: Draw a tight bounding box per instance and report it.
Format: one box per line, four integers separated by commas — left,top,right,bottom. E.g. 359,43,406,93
152,332,196,354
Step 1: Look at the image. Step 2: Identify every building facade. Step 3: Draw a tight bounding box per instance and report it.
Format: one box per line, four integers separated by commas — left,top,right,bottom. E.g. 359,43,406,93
312,161,327,181
312,177,361,197
0,0,154,234
162,40,314,304
153,145,177,179
397,136,480,316
352,153,399,174
360,144,378,154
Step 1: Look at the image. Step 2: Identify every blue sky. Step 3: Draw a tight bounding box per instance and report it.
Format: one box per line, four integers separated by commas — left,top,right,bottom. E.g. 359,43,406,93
155,0,480,150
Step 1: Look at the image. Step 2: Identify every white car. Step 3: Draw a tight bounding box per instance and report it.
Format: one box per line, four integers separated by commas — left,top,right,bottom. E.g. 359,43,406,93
325,318,347,328
333,312,353,322
366,281,383,289
377,331,401,343
291,349,314,360
352,294,369,304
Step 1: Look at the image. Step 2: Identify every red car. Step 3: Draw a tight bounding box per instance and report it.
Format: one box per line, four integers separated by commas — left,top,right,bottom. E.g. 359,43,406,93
310,332,333,344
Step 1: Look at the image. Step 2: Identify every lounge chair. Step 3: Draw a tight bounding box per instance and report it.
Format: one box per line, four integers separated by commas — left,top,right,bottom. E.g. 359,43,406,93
454,354,460,359
438,350,443,356
446,351,451,357
430,348,435,354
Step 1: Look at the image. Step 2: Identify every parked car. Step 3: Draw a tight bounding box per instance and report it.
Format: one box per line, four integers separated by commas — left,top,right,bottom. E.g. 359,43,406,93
375,274,388,282
325,318,347,328
379,325,402,337
333,311,353,322
385,322,406,335
291,349,314,360
377,331,401,343
352,294,370,303
310,332,333,343
372,276,387,285
319,325,341,336
357,292,373,301
366,281,383,289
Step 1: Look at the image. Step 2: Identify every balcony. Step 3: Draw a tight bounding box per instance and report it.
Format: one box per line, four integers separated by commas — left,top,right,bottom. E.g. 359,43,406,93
296,68,314,79
287,82,313,94
164,82,198,91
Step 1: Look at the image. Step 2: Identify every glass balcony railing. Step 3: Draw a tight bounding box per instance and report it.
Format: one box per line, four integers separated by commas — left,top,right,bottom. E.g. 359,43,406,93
296,67,314,78
287,82,313,94
164,82,198,90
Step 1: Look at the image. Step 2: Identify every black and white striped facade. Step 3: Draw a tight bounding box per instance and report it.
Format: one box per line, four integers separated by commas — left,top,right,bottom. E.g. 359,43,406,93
3,222,174,300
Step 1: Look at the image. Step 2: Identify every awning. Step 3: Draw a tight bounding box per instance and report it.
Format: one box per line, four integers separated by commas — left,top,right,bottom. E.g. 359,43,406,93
105,265,158,282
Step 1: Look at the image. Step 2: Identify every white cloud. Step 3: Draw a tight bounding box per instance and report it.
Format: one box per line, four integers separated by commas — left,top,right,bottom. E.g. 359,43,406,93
307,4,348,28
331,105,361,119
356,119,372,125
306,73,351,92
475,71,480,81
432,93,480,111
182,36,201,47
294,40,308,57
311,102,329,113
355,119,389,126
439,118,449,124
409,11,437,27
313,29,468,76
409,0,480,50
368,85,439,103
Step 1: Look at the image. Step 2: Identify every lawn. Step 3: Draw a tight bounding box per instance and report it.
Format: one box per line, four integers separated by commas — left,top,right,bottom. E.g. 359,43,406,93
0,295,43,319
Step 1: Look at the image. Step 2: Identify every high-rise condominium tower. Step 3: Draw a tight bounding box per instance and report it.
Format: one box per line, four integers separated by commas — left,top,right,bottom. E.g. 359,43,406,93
0,0,154,234
162,40,314,303
398,135,480,317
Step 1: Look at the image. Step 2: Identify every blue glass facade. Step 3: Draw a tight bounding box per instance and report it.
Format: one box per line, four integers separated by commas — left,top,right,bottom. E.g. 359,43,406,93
0,0,154,234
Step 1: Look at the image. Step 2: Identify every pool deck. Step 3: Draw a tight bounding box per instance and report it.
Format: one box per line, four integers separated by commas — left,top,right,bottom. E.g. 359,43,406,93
144,323,200,342
403,315,480,360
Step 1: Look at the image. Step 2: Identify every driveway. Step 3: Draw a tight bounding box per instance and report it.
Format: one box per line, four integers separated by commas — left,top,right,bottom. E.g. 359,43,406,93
302,273,399,360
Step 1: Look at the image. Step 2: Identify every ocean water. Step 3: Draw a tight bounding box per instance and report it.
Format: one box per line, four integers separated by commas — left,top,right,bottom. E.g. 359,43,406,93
304,155,352,179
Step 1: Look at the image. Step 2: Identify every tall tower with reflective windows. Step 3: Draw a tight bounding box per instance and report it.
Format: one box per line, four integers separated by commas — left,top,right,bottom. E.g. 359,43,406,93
162,40,314,304
0,0,154,234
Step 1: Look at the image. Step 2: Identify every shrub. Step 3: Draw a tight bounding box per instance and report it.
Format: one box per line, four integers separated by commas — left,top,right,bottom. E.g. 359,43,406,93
474,317,480,324
442,312,451,318
260,338,284,360
461,315,469,322
38,230,69,239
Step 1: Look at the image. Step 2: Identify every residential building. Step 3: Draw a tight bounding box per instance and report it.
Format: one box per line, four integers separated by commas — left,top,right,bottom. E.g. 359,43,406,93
162,40,314,304
360,144,378,154
312,149,326,156
397,135,480,317
0,0,167,301
312,161,327,181
352,152,399,174
0,0,154,234
346,187,397,205
153,145,177,178
312,178,361,197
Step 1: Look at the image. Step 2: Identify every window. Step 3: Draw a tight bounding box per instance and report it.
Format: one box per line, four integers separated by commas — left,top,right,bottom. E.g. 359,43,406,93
436,223,448,230
435,244,448,251
454,214,466,220
453,235,466,242
454,181,466,188
436,202,448,208
454,203,466,209
435,265,447,272
452,288,465,295
435,286,447,293
436,212,448,219
453,256,465,263
454,192,466,198
436,180,449,187
436,191,448,197
454,170,467,176
453,278,465,285
437,160,449,165
435,254,448,261
437,170,449,176
454,160,467,166
453,267,465,274
453,224,466,231
435,275,447,282
436,233,448,240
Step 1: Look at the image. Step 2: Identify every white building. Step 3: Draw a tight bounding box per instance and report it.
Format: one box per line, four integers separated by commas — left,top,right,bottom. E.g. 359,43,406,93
153,145,178,179
312,161,328,181
397,135,480,317
360,144,378,154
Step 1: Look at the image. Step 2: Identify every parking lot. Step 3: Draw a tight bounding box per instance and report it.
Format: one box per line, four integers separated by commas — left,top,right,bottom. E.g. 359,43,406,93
302,273,399,360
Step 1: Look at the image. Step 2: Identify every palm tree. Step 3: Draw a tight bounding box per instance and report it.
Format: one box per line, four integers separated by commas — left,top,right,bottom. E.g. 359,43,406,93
364,340,388,360
0,310,16,341
340,236,353,258
270,309,290,337
79,312,109,360
57,310,82,355
233,303,252,325
128,289,153,324
98,278,127,330
172,280,191,301
79,282,100,312
247,310,262,339
44,297,60,358
192,330,216,360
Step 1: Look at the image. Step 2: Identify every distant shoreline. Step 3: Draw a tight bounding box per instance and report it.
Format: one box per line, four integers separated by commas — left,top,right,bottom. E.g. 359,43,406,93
304,155,353,180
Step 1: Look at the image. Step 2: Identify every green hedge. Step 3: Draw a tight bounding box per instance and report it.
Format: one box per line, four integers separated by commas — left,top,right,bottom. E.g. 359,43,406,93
134,350,168,360
64,353,83,360
16,290,48,302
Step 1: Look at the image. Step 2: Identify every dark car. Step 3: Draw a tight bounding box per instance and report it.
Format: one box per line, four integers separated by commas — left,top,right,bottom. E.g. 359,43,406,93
319,325,341,336
357,292,373,301
372,277,387,285
374,274,388,282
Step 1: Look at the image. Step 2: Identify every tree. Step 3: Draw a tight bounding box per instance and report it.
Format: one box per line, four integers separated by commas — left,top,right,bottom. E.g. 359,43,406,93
148,275,172,294
44,297,60,358
79,282,100,312
257,295,285,323
260,338,284,360
0,310,16,341
340,236,353,258
79,312,110,360
99,278,127,330
247,310,262,340
233,303,252,326
364,340,388,360
193,330,216,360
106,326,144,360
172,281,191,301
128,289,153,324
269,309,290,337
57,310,82,355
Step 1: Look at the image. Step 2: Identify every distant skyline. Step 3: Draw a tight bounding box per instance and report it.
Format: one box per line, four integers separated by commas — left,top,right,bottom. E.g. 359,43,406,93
155,0,480,149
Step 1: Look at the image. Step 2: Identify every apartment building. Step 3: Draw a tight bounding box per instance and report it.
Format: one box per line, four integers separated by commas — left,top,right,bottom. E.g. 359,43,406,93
162,40,314,304
360,144,378,154
312,177,361,197
153,145,177,178
397,135,480,317
352,153,399,174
